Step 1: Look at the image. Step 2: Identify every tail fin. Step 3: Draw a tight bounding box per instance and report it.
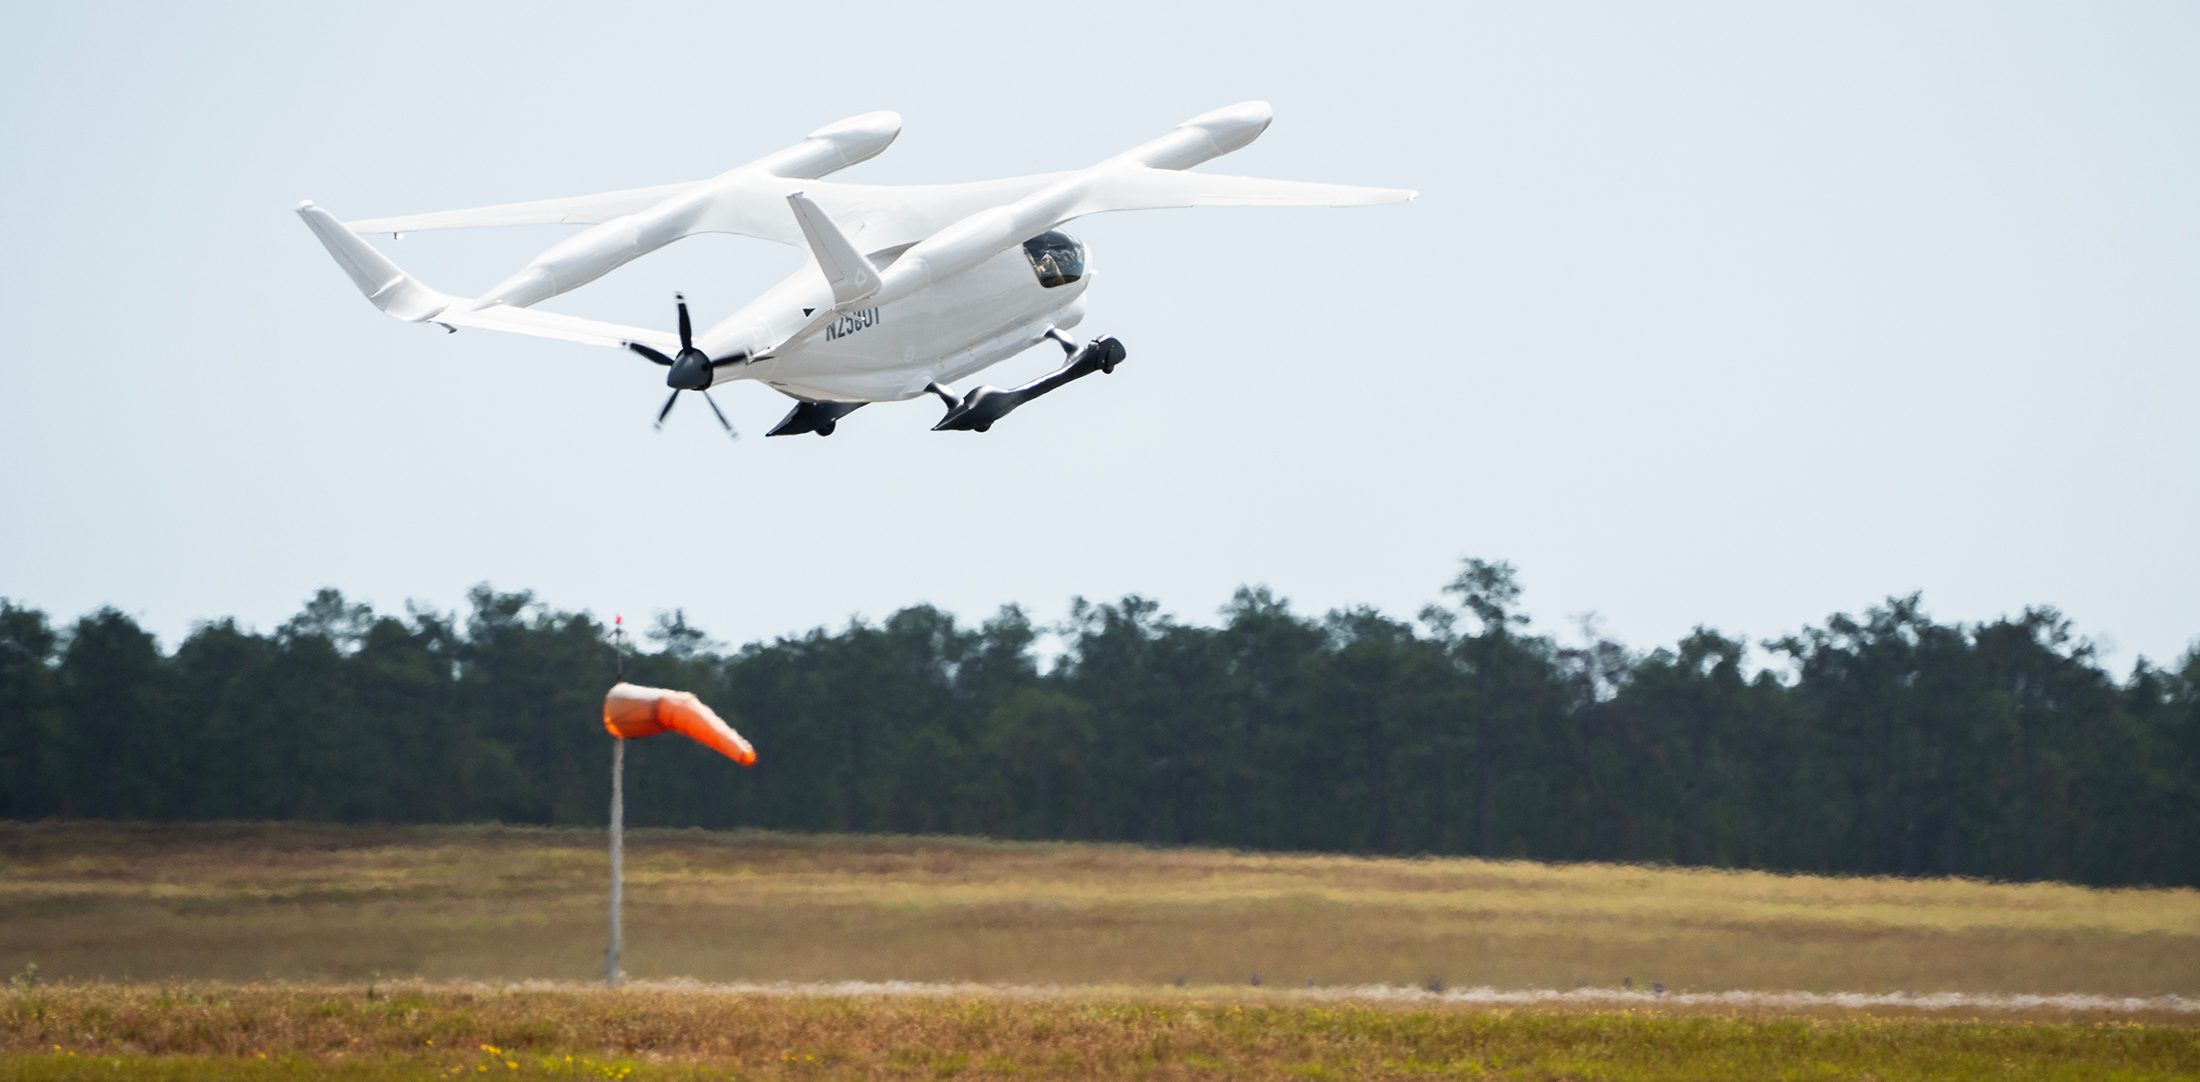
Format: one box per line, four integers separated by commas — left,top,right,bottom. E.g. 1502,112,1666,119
786,191,881,309
295,201,453,322
298,200,678,351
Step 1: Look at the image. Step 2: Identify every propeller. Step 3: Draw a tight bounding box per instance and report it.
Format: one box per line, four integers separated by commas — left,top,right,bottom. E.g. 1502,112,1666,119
627,294,743,439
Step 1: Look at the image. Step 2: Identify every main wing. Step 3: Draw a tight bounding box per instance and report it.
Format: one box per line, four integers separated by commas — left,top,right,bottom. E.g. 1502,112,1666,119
343,172,1075,255
338,169,1393,251
347,183,701,234
1077,169,1416,211
750,173,1076,252
339,110,905,242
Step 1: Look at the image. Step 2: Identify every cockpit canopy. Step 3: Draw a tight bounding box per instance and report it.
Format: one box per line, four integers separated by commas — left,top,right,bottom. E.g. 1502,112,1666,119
1022,231,1085,289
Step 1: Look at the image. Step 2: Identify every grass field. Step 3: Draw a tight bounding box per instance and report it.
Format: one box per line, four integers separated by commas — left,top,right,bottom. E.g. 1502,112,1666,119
7,822,2200,1078
4,984,2199,1081
3,820,2197,998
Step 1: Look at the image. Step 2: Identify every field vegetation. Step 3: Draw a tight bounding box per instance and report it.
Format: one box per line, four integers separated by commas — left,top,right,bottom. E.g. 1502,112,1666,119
4,821,2197,997
4,983,2198,1081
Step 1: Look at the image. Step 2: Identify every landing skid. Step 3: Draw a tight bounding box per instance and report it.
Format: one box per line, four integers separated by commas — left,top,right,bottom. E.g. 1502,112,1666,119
767,400,866,437
931,333,1127,433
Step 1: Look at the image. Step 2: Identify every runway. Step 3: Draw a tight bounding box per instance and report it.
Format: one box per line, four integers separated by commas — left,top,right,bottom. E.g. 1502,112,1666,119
503,978,2200,1016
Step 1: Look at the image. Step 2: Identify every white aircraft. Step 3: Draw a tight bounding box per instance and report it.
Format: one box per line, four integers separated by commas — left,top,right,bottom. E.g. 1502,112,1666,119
297,101,1413,437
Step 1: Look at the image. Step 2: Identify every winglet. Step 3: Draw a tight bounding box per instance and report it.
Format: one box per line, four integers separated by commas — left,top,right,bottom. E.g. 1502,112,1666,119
785,191,880,309
295,201,453,322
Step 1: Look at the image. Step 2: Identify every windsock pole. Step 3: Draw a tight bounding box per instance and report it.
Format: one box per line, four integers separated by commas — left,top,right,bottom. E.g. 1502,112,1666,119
606,616,626,990
598,624,757,991
607,737,624,988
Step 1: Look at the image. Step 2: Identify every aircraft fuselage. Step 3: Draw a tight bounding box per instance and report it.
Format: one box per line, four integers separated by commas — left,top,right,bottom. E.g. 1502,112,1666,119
706,242,1090,405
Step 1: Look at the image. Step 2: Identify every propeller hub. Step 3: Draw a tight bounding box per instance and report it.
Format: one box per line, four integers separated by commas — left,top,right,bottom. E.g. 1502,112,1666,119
640,294,737,438
667,348,714,390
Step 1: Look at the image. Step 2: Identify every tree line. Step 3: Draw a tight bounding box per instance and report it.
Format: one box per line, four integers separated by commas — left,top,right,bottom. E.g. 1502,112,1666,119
4,560,2196,886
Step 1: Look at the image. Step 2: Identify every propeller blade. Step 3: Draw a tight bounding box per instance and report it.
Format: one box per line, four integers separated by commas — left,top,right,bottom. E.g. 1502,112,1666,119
701,390,738,440
654,389,680,429
628,343,675,366
675,293,692,353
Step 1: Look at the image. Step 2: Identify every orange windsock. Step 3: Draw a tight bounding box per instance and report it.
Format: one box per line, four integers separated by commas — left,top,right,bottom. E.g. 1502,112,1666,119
602,682,757,766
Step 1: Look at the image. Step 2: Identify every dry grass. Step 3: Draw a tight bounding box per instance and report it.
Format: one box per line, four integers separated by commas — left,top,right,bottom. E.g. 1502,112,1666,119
3,820,2197,997
5,983,2200,1081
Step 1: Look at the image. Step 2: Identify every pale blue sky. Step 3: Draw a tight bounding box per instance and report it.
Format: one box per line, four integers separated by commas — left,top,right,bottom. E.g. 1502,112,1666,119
3,2,2194,670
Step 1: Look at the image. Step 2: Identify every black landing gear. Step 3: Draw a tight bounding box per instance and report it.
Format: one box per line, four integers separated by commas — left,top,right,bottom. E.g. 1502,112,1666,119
766,400,866,437
930,333,1127,433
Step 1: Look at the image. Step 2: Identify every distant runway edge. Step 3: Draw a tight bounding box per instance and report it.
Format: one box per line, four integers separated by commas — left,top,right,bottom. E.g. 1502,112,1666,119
473,978,2198,1015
